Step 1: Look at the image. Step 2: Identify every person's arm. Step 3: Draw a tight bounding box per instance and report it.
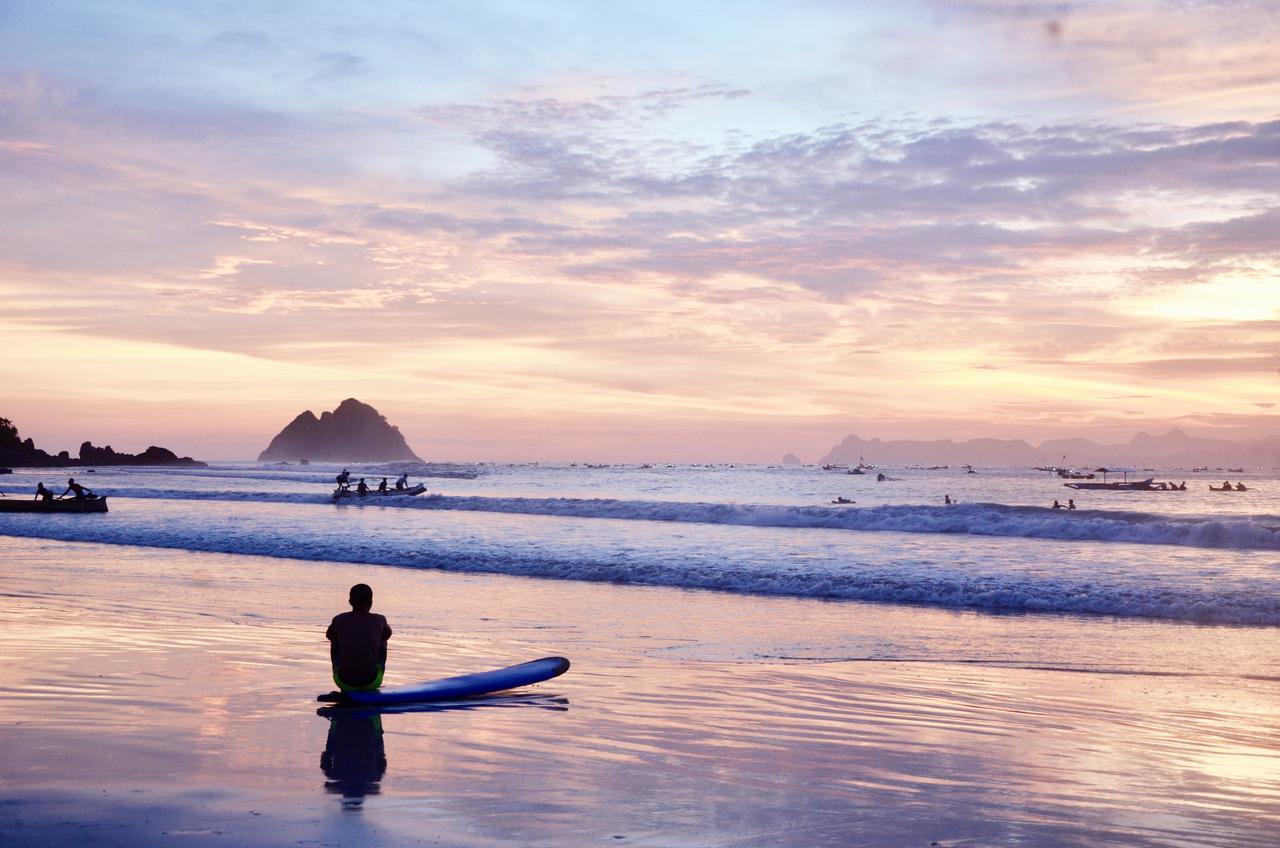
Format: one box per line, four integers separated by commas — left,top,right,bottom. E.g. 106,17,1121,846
326,621,338,666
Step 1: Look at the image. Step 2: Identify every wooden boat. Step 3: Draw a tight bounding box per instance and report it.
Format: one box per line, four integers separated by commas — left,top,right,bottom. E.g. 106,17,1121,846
0,496,108,513
1064,478,1156,491
332,483,427,502
1209,485,1246,492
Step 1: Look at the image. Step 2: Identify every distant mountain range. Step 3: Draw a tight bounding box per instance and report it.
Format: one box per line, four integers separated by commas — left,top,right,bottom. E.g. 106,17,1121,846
258,398,421,462
814,429,1280,468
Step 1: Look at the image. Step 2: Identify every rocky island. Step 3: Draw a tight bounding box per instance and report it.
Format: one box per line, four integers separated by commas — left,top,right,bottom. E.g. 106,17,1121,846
257,398,422,463
0,417,208,468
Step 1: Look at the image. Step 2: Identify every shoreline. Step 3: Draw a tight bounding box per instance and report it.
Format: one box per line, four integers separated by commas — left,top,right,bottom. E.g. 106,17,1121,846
3,536,1280,846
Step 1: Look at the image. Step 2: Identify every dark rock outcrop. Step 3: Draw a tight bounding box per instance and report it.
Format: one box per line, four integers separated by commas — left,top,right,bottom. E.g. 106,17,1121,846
257,399,421,462
0,416,207,468
78,442,207,468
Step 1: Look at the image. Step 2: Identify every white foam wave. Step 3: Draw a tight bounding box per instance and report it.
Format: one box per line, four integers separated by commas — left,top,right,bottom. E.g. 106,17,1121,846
73,488,1280,552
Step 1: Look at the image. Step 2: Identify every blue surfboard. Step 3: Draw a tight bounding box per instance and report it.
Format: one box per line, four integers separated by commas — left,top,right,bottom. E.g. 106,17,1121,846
317,656,570,706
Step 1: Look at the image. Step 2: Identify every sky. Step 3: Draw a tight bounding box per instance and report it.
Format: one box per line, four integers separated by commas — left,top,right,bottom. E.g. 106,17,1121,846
1,0,1278,461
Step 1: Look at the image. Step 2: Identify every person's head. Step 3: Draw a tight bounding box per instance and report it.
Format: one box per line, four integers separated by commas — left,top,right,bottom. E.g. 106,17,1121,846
348,583,373,612
67,478,75,484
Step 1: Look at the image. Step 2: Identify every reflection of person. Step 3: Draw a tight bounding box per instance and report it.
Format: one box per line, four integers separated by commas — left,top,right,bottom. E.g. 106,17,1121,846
326,583,392,692
321,713,386,808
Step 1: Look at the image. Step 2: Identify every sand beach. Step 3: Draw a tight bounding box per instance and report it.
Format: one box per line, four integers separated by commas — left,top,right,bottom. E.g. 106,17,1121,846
3,534,1279,847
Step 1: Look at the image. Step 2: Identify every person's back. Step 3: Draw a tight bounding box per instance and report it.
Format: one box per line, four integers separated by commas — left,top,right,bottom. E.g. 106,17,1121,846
34,482,52,502
326,583,392,691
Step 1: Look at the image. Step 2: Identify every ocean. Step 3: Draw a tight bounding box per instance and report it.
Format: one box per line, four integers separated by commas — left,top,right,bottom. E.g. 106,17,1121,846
3,461,1278,635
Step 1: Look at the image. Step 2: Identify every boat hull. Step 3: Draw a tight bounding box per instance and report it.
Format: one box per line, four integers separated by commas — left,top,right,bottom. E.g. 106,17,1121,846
0,496,108,513
1064,479,1155,491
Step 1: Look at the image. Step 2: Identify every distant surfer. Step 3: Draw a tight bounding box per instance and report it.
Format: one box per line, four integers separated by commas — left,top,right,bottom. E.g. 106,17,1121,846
33,482,53,502
395,472,409,491
336,469,351,491
61,478,93,500
326,583,392,692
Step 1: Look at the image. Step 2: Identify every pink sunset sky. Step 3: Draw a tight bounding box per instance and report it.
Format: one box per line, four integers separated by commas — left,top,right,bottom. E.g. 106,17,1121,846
1,0,1278,461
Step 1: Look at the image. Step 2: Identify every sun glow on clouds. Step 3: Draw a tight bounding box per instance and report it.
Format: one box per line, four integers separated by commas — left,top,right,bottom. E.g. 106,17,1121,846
1,1,1278,460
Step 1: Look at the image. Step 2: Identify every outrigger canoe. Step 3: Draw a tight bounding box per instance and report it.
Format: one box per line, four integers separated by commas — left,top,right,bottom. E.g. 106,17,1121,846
332,483,427,502
0,496,108,513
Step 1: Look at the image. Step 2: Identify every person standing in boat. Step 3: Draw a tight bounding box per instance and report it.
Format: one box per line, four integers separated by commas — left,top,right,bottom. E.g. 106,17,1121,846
395,472,409,491
33,482,53,502
326,583,392,692
336,469,351,491
61,478,93,499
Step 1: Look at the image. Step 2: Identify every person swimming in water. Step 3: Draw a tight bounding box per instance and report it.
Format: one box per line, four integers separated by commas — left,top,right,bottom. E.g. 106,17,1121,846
326,583,392,692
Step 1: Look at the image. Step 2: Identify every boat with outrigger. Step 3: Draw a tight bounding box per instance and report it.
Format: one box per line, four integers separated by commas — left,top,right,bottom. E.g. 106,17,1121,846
1063,467,1165,491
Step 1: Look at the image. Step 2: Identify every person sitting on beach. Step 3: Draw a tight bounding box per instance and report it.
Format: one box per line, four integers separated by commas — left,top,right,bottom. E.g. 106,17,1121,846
356,478,369,495
377,478,388,494
1067,499,1076,510
395,473,409,490
61,478,93,499
326,583,392,692
336,469,351,491
33,482,53,502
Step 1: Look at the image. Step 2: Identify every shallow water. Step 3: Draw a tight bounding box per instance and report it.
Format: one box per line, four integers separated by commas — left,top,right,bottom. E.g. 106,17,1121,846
2,538,1279,847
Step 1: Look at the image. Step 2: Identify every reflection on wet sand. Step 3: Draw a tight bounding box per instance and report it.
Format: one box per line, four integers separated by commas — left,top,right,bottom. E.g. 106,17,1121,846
318,695,570,809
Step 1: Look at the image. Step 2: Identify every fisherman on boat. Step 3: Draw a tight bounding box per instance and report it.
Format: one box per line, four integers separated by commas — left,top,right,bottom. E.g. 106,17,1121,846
356,478,369,496
1235,482,1247,491
394,473,409,490
33,482,53,502
1052,500,1062,509
377,478,388,494
831,496,855,504
61,478,94,500
336,469,351,491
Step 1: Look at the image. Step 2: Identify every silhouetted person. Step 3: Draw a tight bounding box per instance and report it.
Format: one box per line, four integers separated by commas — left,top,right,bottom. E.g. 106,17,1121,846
876,473,886,482
33,482,53,502
944,495,952,505
377,478,388,494
326,583,392,692
336,469,351,491
1235,482,1247,491
61,478,92,499
356,478,369,495
395,473,408,490
1179,481,1187,490
1222,480,1231,491
1067,499,1076,510
1052,500,1063,509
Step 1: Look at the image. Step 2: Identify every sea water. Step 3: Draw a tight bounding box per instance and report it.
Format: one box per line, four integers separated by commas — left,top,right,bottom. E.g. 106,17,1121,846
2,462,1277,637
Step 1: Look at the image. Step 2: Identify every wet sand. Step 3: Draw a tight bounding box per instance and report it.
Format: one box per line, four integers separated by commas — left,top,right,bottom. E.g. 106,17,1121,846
2,536,1280,847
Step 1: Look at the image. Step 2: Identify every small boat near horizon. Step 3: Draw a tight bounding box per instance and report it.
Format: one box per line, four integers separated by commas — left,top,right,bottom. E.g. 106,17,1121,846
333,483,427,502
0,496,109,513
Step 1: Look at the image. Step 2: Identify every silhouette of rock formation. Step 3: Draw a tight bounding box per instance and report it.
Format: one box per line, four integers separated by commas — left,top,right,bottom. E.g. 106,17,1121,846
0,416,207,468
258,399,421,462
